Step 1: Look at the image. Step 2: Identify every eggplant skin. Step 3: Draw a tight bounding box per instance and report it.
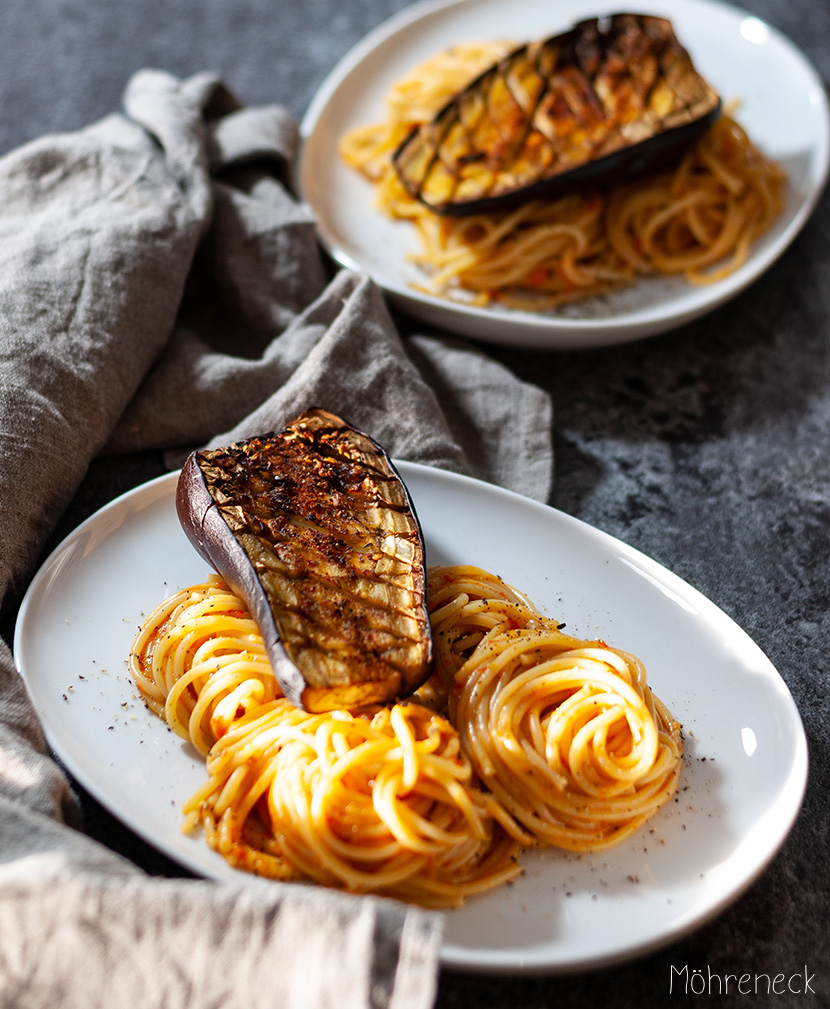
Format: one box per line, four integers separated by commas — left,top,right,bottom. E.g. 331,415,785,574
176,409,433,713
393,13,722,215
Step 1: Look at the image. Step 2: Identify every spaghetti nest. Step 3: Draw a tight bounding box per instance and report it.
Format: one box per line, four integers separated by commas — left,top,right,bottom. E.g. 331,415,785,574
130,567,682,906
130,578,278,755
339,42,786,309
427,566,683,851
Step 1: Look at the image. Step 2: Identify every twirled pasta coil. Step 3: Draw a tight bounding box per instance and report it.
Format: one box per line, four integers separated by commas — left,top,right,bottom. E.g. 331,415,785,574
130,576,278,755
427,565,683,852
183,698,521,907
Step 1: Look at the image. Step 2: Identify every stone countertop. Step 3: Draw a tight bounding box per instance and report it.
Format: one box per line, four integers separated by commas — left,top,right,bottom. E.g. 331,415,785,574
2,0,828,1005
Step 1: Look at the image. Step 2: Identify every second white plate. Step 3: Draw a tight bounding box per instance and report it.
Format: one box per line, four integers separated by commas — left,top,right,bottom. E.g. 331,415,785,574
14,464,807,973
299,0,829,349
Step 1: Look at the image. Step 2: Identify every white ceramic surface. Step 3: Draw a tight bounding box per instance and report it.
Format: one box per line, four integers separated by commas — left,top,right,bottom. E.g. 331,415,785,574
299,0,829,349
15,465,808,973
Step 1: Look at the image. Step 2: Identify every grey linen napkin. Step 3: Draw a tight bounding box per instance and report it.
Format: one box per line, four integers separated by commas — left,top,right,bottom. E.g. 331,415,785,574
0,70,553,1008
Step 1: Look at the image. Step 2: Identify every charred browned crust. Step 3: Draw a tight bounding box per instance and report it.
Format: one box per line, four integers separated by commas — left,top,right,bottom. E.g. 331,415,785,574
176,409,433,712
393,13,722,215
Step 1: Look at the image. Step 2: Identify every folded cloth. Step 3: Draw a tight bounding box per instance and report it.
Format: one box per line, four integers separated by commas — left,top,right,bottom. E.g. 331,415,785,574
0,69,553,1009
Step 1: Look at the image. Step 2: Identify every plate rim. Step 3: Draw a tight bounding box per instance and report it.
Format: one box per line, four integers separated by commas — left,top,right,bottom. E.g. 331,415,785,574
14,464,809,974
298,0,830,350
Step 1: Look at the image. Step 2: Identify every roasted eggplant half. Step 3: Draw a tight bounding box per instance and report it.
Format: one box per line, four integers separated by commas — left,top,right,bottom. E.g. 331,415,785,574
177,409,433,712
393,13,721,215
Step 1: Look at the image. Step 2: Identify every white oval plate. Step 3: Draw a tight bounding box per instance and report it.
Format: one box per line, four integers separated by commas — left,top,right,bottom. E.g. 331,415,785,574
15,464,807,974
299,0,829,350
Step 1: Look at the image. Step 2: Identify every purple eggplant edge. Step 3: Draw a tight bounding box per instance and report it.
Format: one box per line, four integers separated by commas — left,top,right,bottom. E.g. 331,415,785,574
176,448,310,709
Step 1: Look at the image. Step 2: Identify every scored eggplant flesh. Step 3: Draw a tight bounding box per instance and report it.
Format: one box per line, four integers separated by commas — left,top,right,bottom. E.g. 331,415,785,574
176,409,433,713
392,13,722,215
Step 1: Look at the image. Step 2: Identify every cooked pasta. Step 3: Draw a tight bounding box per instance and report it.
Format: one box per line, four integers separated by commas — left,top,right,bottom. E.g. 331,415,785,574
130,564,681,904
129,576,278,755
182,698,521,907
340,42,786,309
130,575,521,908
427,565,683,851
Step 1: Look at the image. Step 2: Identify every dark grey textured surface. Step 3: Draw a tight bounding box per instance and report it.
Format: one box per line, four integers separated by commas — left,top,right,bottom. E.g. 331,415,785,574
3,0,829,1005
